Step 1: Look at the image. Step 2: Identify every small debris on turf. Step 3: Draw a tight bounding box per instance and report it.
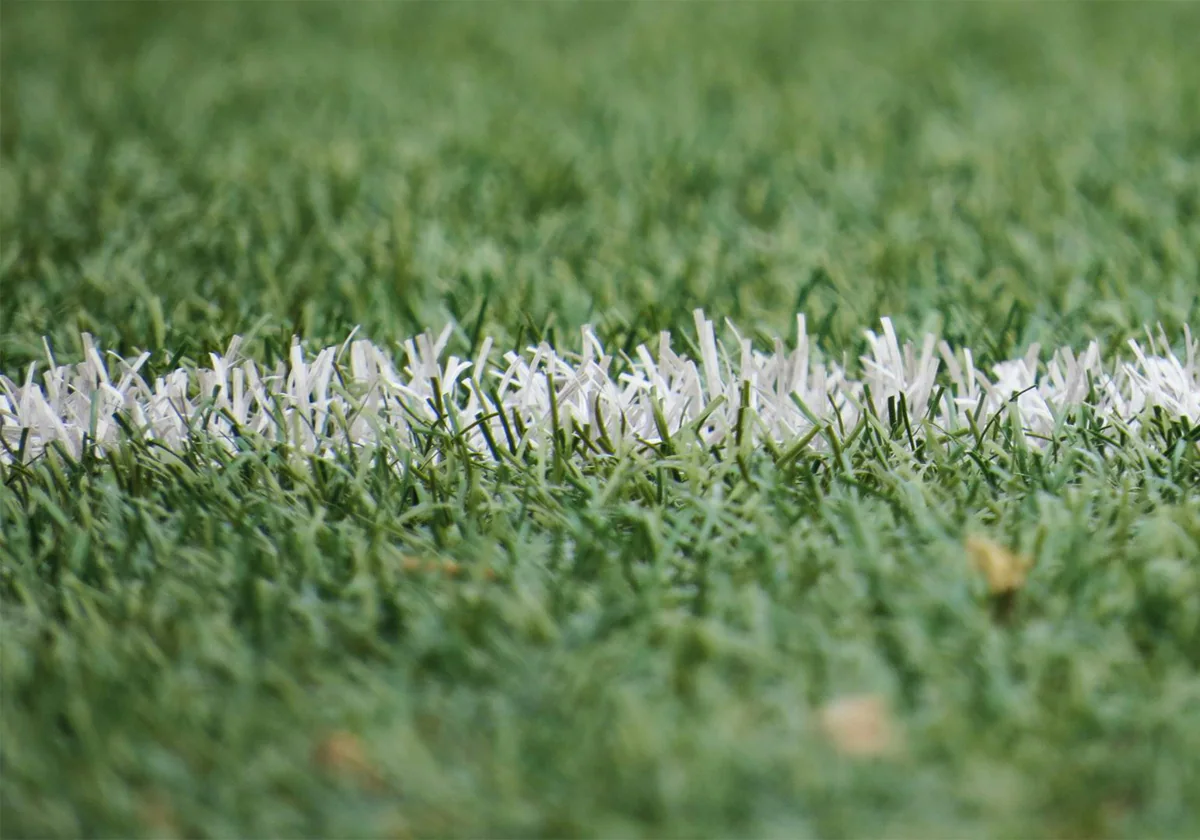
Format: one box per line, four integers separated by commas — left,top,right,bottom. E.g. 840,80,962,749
399,556,462,576
967,535,1032,622
136,791,182,839
312,730,383,790
967,535,1031,594
818,694,902,758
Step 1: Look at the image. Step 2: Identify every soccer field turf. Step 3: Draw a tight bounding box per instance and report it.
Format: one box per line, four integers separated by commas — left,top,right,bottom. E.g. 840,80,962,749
2,4,1199,837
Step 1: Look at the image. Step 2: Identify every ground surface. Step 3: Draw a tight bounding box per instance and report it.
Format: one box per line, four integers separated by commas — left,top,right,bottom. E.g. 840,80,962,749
2,4,1199,838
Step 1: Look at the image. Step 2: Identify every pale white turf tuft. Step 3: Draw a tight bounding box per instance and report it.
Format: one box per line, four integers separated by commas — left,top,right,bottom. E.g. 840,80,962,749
2,311,1197,464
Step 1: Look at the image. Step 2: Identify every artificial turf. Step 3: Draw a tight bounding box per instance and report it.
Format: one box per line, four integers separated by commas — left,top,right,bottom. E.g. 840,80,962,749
2,3,1199,837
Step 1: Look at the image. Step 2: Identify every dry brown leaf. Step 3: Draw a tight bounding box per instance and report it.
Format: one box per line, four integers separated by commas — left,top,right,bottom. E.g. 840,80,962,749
312,730,383,790
967,535,1031,594
137,791,181,839
399,556,473,578
818,694,901,757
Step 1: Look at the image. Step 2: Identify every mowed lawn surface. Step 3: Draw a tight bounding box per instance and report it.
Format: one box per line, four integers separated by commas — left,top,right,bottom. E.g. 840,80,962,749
2,4,1199,837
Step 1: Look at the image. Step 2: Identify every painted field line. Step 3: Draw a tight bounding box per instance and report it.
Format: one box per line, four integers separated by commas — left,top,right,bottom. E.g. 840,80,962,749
2,311,1197,465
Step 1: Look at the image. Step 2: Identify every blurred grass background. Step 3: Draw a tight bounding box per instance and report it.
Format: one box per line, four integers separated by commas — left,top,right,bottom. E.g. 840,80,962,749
3,2,1197,370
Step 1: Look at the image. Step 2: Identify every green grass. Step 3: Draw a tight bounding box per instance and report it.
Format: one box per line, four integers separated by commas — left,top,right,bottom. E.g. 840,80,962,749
2,3,1199,837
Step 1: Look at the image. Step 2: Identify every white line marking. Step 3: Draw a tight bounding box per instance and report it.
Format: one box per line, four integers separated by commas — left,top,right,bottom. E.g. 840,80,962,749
2,312,1197,463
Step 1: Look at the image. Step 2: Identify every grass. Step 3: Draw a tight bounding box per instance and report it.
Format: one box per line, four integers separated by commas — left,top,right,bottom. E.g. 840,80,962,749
2,3,1199,837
